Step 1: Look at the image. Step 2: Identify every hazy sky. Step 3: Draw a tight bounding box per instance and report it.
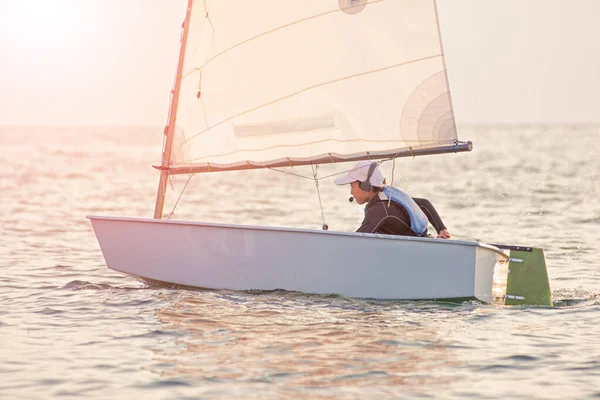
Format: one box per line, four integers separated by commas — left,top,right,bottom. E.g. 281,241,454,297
0,0,598,126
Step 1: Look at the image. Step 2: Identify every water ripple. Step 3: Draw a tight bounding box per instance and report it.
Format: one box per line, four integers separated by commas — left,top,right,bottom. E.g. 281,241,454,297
2,126,600,399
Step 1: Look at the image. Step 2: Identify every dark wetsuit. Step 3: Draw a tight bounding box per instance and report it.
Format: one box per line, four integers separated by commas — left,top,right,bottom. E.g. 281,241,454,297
357,192,447,237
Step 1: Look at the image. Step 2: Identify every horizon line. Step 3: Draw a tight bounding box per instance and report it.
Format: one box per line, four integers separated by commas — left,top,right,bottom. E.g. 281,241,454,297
1,121,599,129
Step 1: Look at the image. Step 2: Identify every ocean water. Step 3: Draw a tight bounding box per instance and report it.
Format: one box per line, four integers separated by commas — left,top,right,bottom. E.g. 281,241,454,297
1,125,599,399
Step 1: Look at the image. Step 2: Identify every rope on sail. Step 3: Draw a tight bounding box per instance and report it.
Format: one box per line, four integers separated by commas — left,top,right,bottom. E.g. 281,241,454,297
202,0,214,31
185,138,432,164
182,54,442,145
183,0,389,79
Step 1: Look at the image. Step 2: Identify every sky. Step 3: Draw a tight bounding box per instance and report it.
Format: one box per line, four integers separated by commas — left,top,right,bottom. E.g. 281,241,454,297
0,0,598,126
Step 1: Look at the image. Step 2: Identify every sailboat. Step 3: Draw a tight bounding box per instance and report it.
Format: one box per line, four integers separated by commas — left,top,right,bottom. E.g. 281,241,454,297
88,0,552,305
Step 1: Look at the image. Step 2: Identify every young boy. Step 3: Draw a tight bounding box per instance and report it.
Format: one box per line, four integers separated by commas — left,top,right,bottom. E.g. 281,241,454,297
334,161,451,238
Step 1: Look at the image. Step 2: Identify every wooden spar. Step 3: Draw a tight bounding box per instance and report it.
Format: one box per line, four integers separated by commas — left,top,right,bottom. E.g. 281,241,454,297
153,0,194,219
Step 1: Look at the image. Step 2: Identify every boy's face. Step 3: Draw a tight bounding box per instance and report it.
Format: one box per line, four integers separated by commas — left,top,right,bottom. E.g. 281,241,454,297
349,181,371,204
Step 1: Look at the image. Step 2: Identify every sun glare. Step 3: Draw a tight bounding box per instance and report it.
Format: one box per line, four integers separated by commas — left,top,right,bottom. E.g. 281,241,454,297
2,1,92,58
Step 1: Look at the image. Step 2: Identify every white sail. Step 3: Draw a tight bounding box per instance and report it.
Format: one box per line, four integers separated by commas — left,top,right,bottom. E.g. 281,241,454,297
169,0,459,171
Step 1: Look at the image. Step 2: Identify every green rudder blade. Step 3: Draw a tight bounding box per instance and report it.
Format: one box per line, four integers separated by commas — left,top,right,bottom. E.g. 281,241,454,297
505,247,552,306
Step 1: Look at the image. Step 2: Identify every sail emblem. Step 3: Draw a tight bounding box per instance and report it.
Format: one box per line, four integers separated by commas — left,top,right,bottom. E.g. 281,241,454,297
338,0,368,15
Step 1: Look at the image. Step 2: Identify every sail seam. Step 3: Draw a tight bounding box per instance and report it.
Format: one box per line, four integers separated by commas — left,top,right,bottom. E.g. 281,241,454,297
182,0,389,80
186,138,450,162
183,54,443,145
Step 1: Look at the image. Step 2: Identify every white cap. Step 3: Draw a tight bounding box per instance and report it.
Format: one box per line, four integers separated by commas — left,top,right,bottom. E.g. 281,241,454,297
334,161,385,187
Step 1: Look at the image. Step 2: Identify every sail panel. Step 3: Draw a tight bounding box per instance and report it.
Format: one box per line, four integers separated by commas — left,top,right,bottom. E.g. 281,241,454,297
171,0,458,168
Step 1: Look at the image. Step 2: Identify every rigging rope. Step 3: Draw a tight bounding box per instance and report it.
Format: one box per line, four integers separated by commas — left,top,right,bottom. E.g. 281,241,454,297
267,156,403,182
266,167,315,180
385,147,409,206
311,164,328,230
163,156,410,228
265,157,413,226
163,155,413,226
167,169,195,219
388,157,396,207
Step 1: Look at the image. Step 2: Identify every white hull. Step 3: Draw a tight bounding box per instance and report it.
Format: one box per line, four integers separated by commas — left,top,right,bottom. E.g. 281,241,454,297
88,216,508,302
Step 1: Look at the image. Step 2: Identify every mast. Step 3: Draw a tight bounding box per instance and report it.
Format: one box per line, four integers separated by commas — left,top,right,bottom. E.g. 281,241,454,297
153,0,194,219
